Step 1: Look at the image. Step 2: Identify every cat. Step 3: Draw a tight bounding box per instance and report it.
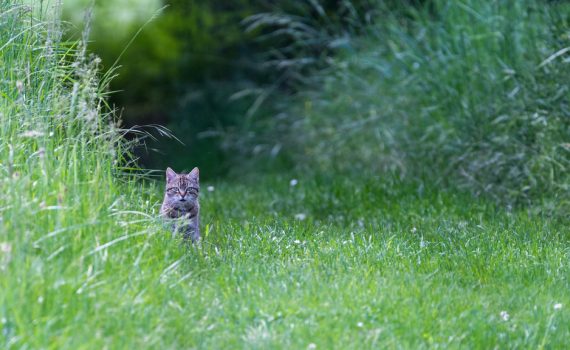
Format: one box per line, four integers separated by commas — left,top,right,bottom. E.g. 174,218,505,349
160,167,200,242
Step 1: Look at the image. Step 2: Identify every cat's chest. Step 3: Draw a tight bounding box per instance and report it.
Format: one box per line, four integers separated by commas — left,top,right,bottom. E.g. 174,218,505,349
161,201,198,218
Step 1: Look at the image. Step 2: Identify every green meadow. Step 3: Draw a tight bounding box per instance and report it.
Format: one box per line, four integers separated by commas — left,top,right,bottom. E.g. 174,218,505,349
1,0,568,348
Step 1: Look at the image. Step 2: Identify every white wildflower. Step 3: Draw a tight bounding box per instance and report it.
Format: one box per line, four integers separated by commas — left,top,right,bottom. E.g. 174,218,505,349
554,303,562,310
20,130,45,138
0,242,12,270
357,322,364,328
294,240,301,244
411,227,417,233
307,344,317,350
207,186,215,192
0,243,10,253
500,311,510,321
290,179,298,187
294,213,306,221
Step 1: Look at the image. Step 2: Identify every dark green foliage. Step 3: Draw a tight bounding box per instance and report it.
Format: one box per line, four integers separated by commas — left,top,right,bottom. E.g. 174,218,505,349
66,0,384,176
65,0,568,213
243,0,569,215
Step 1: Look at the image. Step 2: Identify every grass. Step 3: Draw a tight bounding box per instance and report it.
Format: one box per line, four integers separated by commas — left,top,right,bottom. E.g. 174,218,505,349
3,174,570,348
243,0,570,213
1,0,569,349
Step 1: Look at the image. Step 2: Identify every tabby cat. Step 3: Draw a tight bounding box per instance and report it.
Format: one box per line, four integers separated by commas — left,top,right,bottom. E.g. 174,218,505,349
160,167,200,242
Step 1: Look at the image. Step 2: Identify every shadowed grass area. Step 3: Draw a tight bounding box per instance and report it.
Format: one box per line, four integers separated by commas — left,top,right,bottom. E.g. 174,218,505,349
240,0,569,215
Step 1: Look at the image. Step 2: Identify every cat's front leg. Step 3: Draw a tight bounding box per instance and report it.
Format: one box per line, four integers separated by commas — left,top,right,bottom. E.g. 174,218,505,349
183,216,200,242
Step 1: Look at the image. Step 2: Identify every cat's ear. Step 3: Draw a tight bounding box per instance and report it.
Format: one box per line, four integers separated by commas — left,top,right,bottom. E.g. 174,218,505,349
166,167,177,183
188,167,199,183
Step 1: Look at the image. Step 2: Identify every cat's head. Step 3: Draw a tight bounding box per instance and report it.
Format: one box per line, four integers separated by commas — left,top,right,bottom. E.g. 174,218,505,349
164,167,199,207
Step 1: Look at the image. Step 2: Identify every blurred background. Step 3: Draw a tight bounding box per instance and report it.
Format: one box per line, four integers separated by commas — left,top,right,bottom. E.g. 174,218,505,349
63,0,382,177
63,0,569,213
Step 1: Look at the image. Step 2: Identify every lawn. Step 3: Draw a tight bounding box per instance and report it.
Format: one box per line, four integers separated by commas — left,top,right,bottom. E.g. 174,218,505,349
3,176,568,348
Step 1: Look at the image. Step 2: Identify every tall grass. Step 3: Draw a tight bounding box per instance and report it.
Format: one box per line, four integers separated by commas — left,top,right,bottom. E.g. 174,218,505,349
0,1,155,346
245,0,570,215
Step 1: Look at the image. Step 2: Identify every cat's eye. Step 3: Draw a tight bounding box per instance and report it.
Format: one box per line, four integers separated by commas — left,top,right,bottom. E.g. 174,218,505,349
187,187,199,194
167,187,178,194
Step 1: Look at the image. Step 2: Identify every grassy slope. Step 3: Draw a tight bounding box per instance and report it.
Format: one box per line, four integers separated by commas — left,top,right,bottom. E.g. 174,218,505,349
1,1,569,349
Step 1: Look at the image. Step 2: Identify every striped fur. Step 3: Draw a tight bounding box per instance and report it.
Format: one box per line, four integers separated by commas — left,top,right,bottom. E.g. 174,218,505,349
160,167,200,242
